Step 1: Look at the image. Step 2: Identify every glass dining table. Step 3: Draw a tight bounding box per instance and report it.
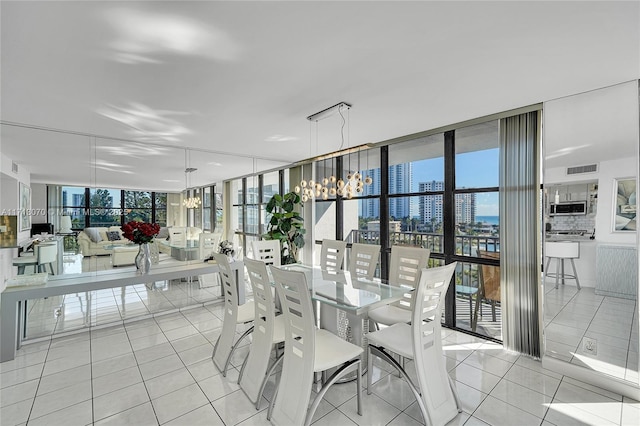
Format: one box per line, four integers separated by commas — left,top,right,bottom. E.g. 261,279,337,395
273,264,409,380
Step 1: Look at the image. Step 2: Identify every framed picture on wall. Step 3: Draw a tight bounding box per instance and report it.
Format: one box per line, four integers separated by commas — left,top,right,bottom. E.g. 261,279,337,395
19,182,31,231
613,177,636,232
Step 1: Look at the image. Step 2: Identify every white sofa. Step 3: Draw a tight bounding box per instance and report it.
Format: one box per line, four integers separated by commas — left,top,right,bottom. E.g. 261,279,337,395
77,226,127,256
78,226,171,257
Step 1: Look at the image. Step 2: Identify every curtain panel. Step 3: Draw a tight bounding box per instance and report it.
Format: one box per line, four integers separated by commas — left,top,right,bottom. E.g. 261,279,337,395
500,111,542,358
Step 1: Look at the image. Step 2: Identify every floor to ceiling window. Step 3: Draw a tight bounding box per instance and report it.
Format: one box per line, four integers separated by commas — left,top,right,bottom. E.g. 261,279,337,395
60,186,87,230
451,121,500,339
89,188,121,227
55,186,168,229
231,170,287,259
309,120,502,340
387,133,445,263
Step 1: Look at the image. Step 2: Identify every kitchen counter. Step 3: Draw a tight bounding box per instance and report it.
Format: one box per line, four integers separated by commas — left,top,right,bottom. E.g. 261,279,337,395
545,235,596,242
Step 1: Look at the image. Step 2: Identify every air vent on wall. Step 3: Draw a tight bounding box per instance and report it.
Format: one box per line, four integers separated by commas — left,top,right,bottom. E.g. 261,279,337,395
11,162,18,173
566,164,598,175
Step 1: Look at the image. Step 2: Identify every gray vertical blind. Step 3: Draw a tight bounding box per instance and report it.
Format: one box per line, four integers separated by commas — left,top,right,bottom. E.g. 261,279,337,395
500,111,542,357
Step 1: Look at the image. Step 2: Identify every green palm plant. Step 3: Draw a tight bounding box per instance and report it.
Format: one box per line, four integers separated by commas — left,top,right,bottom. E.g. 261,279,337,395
264,191,306,264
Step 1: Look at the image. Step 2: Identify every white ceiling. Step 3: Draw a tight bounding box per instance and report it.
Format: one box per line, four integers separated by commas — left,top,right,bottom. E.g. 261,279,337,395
1,1,639,191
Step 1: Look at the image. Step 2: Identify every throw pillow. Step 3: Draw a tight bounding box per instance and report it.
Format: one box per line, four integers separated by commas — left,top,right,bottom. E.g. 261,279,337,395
84,227,102,243
106,231,121,241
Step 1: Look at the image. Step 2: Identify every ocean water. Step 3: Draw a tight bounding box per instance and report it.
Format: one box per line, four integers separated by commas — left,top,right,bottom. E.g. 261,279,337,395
476,215,499,225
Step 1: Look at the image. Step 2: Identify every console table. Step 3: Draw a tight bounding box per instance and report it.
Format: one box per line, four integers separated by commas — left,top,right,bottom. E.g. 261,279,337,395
1,261,245,362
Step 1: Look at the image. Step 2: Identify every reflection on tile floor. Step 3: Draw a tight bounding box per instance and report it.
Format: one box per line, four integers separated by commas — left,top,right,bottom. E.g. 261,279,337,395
544,281,639,383
3,305,639,425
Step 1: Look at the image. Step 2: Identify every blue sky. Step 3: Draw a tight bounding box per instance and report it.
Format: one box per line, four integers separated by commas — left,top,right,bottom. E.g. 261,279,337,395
412,148,500,216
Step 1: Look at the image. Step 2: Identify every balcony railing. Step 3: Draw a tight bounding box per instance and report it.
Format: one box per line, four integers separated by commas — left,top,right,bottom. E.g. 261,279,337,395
345,228,501,339
346,229,499,256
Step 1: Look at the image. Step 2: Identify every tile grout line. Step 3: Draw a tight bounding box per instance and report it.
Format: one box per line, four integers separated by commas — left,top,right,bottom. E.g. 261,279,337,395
23,336,53,424
124,316,163,426
168,308,238,424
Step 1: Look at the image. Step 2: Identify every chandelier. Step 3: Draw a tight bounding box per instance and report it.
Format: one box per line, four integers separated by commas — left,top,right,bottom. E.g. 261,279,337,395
183,150,201,208
296,102,373,202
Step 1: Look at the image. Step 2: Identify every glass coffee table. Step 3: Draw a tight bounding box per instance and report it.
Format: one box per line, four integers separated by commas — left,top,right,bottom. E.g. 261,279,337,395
168,240,200,261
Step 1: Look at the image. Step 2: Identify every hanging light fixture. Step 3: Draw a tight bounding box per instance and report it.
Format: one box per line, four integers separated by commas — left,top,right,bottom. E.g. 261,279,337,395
183,150,201,209
300,102,373,202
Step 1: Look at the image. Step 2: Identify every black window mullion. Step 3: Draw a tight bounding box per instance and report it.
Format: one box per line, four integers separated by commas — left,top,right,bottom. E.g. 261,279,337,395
443,130,457,327
120,189,125,226
380,145,389,280
84,187,90,228
151,192,156,224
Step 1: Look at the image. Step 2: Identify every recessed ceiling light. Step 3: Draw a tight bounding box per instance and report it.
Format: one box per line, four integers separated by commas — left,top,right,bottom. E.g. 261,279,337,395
207,161,222,166
162,179,181,183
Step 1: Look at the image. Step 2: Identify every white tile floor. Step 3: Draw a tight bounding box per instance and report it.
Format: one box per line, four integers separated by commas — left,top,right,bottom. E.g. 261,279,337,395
2,301,640,425
544,281,639,383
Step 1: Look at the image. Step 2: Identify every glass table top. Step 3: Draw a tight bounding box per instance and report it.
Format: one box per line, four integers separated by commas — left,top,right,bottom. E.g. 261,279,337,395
274,264,408,316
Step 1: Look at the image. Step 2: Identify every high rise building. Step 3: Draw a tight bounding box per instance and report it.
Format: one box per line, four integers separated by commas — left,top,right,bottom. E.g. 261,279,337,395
360,168,381,218
455,192,476,224
418,181,476,225
388,163,412,219
419,181,444,225
359,164,414,220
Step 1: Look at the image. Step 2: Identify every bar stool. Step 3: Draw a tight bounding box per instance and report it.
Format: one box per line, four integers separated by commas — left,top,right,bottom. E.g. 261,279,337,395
545,241,581,290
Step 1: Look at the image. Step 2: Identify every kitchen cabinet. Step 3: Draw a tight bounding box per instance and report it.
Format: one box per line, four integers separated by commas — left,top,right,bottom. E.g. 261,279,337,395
553,183,588,202
549,181,598,214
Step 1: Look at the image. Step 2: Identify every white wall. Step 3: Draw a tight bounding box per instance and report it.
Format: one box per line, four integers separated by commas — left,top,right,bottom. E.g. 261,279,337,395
31,183,47,225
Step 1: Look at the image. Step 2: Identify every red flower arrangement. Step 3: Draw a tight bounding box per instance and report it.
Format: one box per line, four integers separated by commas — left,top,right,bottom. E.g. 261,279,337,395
121,221,160,245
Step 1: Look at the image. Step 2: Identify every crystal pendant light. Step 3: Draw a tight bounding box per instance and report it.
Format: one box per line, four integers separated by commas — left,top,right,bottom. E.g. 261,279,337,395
299,102,373,202
183,150,201,208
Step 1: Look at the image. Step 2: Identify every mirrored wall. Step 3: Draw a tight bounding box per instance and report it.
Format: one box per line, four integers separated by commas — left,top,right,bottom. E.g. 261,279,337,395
0,123,287,338
542,80,639,391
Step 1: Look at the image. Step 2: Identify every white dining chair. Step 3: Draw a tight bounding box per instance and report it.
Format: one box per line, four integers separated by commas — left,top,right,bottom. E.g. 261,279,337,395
169,227,186,247
199,232,221,260
367,262,461,426
320,239,347,271
348,243,381,279
12,242,57,275
211,253,255,377
198,232,222,287
269,266,363,426
238,258,286,409
251,239,281,266
367,245,431,326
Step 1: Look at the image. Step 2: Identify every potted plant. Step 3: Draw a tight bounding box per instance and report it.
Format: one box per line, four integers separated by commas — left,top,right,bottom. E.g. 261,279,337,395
264,191,306,264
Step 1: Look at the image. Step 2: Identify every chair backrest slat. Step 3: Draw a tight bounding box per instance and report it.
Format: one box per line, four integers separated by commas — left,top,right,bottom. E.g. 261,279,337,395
388,246,430,310
320,239,347,271
239,257,277,403
270,266,316,426
199,232,221,260
251,240,281,266
411,262,458,426
211,253,242,372
169,227,187,247
348,243,380,279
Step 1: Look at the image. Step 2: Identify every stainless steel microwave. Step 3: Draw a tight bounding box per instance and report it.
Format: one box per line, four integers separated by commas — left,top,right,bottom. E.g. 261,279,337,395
550,201,587,216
